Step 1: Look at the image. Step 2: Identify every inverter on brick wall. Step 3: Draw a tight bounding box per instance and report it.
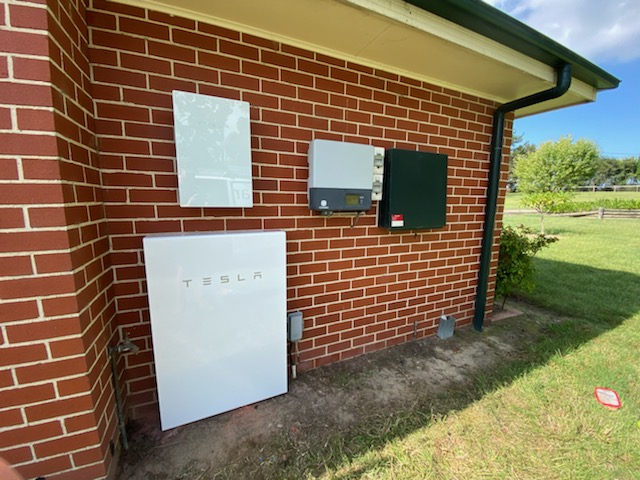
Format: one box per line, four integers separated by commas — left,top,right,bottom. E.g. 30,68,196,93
307,139,377,214
378,149,448,230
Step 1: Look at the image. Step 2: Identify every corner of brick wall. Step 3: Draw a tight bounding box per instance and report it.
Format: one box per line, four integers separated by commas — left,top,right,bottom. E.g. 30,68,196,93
0,0,117,478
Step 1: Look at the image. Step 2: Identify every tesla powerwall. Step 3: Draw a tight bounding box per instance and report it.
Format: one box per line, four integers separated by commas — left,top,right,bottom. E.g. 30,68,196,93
172,90,253,208
143,231,287,430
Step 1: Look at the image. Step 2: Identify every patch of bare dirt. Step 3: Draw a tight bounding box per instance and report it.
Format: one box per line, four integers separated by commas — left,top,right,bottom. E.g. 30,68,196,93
116,302,553,480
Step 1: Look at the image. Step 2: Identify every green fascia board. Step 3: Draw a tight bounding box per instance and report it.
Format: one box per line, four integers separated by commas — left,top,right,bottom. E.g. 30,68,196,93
406,0,620,91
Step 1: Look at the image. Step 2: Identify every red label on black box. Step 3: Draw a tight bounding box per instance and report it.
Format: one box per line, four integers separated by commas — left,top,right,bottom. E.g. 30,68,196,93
391,214,404,227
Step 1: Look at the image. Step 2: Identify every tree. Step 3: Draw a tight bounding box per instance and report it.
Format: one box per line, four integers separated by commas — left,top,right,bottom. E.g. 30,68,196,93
508,132,536,191
514,136,599,233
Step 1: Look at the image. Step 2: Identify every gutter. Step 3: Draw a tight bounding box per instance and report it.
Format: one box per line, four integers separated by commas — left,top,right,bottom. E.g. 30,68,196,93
406,0,618,91
473,62,572,331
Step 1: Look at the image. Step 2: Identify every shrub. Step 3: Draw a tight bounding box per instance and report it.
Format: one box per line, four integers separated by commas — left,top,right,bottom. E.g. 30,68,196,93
495,225,557,305
555,198,640,213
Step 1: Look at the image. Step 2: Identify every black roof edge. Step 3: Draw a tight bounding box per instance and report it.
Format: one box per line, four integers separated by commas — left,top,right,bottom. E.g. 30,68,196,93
406,0,620,91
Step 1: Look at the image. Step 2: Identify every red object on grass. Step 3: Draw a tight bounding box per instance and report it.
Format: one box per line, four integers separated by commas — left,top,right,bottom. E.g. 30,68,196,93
594,387,622,409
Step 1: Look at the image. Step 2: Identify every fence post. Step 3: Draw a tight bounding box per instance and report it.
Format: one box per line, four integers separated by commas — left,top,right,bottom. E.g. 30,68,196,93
598,207,605,220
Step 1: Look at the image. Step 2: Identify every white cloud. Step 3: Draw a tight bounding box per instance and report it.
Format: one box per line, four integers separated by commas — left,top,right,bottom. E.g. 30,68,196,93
483,0,640,64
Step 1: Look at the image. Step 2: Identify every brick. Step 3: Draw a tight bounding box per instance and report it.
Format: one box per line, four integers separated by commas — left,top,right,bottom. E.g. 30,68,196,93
120,53,171,75
85,10,116,30
41,295,79,317
219,40,258,60
124,122,174,140
15,455,72,480
198,22,239,40
0,106,11,130
262,50,295,69
220,71,259,91
148,74,195,93
57,376,91,397
0,300,39,323
8,3,46,28
16,356,88,384
275,73,310,94
28,207,69,227
99,137,149,154
64,411,99,433
104,204,155,219
0,342,47,368
92,30,145,53
12,57,51,81
314,105,343,120
72,445,103,467
198,51,240,72
316,77,344,94
93,66,147,88
148,40,195,63
0,275,75,299
120,17,170,40
0,132,58,155
0,231,71,254
0,445,32,466
25,394,93,422
243,60,278,80
0,207,24,229
0,30,48,55
5,316,80,343
173,63,219,84
172,28,216,50
16,107,56,131
0,383,56,410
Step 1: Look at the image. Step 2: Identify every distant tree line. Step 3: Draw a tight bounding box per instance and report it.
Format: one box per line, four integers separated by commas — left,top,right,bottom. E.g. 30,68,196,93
592,157,640,187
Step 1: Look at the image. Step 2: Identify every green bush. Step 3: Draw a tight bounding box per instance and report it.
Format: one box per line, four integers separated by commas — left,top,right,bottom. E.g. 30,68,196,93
555,198,640,213
495,225,557,304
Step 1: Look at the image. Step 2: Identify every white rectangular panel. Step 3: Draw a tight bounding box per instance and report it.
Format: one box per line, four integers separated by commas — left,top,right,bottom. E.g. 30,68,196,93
172,91,253,207
143,231,287,430
308,139,374,189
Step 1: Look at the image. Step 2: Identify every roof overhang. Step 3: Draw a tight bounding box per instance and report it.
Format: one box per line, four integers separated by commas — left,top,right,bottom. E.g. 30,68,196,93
110,0,620,118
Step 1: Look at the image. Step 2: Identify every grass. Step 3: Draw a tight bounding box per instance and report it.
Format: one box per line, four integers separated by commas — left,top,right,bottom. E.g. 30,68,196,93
268,216,640,479
505,215,640,321
505,190,640,210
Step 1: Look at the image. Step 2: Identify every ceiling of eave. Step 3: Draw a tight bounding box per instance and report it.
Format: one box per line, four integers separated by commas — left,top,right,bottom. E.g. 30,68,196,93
113,0,598,117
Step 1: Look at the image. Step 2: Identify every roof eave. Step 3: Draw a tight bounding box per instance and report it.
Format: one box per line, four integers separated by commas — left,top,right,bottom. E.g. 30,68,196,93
406,0,620,92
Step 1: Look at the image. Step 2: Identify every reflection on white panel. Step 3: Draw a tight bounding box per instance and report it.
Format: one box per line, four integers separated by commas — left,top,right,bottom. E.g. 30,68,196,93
143,231,287,430
172,91,253,208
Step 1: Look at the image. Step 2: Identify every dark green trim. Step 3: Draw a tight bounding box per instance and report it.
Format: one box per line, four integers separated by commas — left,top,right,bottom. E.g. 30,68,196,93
406,0,619,91
473,63,572,331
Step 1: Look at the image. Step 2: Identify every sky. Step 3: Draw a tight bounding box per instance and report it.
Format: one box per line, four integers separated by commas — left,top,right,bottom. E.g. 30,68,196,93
483,0,640,158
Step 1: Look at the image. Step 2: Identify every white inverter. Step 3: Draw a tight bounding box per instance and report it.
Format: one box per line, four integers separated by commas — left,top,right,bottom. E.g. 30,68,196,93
143,231,287,430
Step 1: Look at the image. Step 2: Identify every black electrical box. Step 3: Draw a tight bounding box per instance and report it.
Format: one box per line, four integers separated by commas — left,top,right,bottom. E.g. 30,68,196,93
378,149,447,230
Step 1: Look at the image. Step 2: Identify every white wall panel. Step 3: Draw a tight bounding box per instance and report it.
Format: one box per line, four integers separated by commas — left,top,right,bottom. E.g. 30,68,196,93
172,91,253,207
143,231,287,430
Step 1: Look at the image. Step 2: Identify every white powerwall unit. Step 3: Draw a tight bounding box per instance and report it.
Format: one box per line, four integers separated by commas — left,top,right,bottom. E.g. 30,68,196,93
143,230,287,430
172,90,253,208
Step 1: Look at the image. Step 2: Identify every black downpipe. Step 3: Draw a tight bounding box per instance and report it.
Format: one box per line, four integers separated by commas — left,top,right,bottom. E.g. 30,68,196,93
473,63,572,331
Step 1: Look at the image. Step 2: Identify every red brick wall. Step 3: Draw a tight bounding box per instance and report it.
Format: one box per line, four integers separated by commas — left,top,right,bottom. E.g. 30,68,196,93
87,1,510,420
0,0,115,478
0,2,512,477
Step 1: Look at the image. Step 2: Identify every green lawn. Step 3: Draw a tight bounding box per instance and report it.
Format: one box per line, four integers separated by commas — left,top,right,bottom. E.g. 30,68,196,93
313,216,640,479
505,190,640,210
